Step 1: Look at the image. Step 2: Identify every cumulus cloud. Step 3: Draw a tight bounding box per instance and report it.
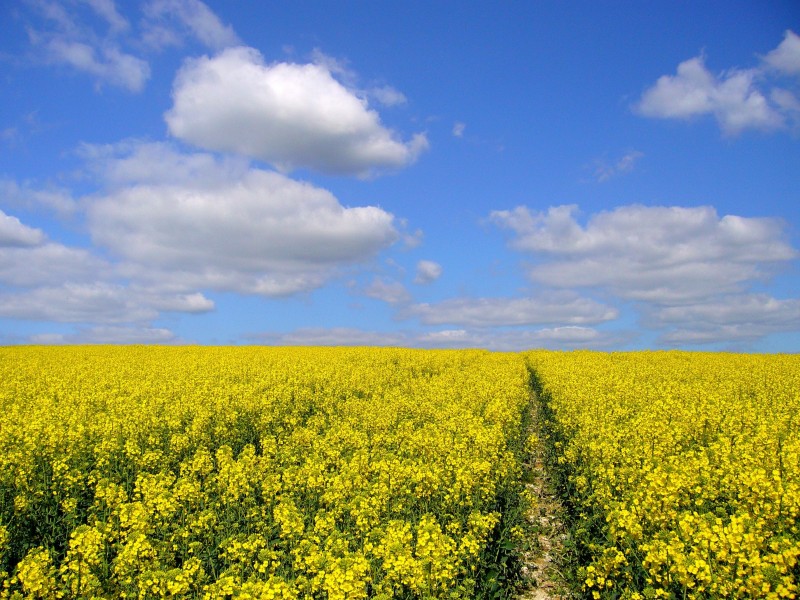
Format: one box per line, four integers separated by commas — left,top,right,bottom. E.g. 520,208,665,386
253,327,408,347
452,122,466,137
78,140,249,187
636,58,781,134
0,206,215,327
417,326,623,352
250,325,619,351
652,293,800,345
416,326,619,351
85,143,399,296
414,260,442,284
0,209,46,247
31,325,180,345
142,0,240,50
763,30,800,75
363,278,412,305
165,47,428,175
636,31,800,134
407,293,617,327
0,283,212,323
491,204,797,304
0,179,78,215
0,243,108,287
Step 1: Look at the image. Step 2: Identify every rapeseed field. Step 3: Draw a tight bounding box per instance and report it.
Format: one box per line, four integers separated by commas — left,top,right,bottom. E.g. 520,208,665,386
526,351,800,599
0,347,531,599
1,347,798,599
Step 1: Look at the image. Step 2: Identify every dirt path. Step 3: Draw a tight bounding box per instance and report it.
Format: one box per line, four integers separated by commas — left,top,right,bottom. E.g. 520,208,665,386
516,388,572,599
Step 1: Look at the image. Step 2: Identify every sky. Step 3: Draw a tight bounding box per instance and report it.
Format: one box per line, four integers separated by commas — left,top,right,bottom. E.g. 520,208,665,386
1,1,799,351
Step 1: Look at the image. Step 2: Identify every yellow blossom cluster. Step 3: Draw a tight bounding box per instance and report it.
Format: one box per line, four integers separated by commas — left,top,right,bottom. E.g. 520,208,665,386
525,350,800,599
0,346,531,598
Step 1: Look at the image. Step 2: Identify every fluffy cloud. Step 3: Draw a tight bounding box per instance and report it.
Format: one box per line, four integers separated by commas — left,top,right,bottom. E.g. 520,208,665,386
0,210,46,247
0,204,214,327
85,143,399,296
31,325,180,345
491,204,796,304
363,278,411,305
408,293,617,327
414,326,618,351
636,58,780,134
250,325,619,351
763,30,800,75
636,31,800,134
0,244,108,287
78,140,250,187
0,179,77,215
414,260,443,284
653,294,800,345
165,47,428,175
253,327,408,347
0,283,212,323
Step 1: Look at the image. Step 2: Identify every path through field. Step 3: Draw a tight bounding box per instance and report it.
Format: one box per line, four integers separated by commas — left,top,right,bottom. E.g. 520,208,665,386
517,386,572,599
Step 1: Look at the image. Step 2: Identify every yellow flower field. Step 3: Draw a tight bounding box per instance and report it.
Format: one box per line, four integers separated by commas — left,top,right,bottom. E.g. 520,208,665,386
2,346,799,599
526,350,800,600
0,347,531,599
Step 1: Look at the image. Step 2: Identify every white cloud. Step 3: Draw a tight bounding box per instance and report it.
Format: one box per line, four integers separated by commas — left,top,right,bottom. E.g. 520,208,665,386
636,57,781,134
771,88,800,115
165,47,428,175
363,277,411,305
491,204,797,304
31,325,180,344
0,243,108,286
414,260,442,284
452,122,466,137
250,325,619,351
23,0,239,91
81,0,129,33
142,0,240,50
253,327,408,347
41,37,150,92
407,292,617,327
416,326,618,351
593,150,643,182
0,179,78,215
85,143,399,296
637,31,800,135
0,209,46,247
368,85,407,107
0,283,211,323
653,293,800,345
78,140,249,187
763,30,800,75
0,206,215,329
24,0,149,92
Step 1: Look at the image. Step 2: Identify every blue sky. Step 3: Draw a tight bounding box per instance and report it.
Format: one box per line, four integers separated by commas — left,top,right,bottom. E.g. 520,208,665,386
1,1,799,350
